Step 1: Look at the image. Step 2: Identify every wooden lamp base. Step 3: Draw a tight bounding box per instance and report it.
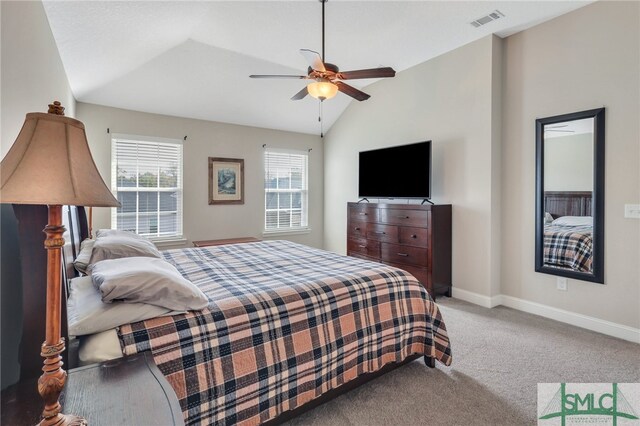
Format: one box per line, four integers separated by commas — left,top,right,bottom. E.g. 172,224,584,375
37,206,86,426
38,413,87,426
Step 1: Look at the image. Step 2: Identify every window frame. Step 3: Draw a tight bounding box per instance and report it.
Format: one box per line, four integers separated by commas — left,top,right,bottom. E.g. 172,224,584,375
263,148,310,235
110,133,184,242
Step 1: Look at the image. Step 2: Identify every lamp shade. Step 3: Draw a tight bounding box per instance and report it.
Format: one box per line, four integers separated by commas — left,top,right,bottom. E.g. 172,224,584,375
307,81,338,100
0,111,120,207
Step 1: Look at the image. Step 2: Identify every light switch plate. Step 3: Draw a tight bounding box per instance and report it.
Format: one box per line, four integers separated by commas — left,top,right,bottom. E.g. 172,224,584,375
624,204,640,219
557,277,568,291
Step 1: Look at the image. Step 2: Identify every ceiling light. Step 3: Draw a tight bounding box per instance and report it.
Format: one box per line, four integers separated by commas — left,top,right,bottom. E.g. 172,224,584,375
307,81,338,101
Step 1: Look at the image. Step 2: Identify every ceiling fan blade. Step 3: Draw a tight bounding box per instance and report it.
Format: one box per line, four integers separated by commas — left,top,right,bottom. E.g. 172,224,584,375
335,81,370,101
300,49,326,72
291,86,309,101
338,67,396,80
249,74,308,79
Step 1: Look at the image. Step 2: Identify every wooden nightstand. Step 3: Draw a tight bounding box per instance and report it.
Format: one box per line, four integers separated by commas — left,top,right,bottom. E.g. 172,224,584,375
1,353,183,426
193,237,261,247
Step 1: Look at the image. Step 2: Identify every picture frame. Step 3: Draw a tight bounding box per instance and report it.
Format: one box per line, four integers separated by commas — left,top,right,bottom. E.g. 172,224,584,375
208,157,244,205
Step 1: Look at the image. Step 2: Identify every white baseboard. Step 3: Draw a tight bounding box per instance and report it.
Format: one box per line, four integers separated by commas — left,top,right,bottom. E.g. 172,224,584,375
450,289,640,344
451,288,502,308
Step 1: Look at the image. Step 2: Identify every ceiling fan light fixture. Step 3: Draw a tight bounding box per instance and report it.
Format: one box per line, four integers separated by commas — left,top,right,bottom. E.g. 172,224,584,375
307,81,338,100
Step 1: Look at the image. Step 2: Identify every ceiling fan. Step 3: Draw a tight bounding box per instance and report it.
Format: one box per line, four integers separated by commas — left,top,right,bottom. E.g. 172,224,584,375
249,0,396,102
544,124,575,134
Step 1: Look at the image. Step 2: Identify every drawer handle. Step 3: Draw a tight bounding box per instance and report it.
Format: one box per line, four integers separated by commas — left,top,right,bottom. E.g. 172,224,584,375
397,253,409,257
398,215,410,219
358,245,366,248
411,234,417,239
355,227,361,231
373,231,386,235
359,212,368,216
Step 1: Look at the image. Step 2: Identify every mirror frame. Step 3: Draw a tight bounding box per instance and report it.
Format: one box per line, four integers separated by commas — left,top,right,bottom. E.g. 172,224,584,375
535,107,605,283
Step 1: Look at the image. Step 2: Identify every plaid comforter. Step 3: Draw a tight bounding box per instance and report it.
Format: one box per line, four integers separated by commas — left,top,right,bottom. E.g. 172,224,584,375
118,240,452,425
543,224,593,272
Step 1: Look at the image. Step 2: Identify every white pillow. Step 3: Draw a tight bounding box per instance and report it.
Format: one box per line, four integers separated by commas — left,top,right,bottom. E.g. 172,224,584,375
91,257,209,311
68,276,181,336
544,212,554,224
73,238,95,275
552,216,592,227
89,232,161,264
78,329,124,365
96,229,146,240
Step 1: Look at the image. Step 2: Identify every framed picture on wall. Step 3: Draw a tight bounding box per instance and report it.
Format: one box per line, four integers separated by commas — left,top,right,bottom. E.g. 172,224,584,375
208,157,244,205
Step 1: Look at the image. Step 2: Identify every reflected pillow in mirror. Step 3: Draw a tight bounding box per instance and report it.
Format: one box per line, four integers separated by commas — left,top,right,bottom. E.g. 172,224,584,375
91,257,209,311
544,212,554,224
552,216,593,227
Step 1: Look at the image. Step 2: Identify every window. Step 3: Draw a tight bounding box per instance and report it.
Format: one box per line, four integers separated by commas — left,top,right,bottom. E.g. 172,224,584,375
264,149,309,233
111,134,183,239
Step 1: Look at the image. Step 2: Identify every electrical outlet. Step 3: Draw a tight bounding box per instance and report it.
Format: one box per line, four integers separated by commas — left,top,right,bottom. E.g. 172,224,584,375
557,277,568,291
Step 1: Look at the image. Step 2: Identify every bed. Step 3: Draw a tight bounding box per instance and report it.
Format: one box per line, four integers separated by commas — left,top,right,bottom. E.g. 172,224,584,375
21,206,452,425
543,222,593,272
542,191,593,273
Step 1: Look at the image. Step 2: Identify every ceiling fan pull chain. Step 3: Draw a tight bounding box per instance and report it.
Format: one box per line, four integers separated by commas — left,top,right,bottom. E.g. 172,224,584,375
319,101,324,138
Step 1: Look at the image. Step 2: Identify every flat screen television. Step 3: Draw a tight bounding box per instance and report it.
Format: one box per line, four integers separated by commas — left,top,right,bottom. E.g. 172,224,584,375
358,141,431,199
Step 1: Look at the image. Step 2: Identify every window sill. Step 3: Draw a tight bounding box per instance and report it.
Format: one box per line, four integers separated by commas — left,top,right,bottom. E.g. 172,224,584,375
262,227,312,238
150,237,188,249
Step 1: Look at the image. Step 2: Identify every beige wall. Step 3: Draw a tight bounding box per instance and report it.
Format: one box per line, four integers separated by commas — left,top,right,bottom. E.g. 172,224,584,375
490,36,503,298
501,1,640,328
1,0,76,388
1,1,76,155
76,103,324,249
544,133,594,192
324,1,639,332
323,35,502,298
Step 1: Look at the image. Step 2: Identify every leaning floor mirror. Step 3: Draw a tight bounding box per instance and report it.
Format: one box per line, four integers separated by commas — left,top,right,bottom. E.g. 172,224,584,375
535,108,605,283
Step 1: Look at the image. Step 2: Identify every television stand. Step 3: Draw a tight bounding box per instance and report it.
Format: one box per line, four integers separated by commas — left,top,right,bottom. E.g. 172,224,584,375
421,199,434,205
357,198,370,203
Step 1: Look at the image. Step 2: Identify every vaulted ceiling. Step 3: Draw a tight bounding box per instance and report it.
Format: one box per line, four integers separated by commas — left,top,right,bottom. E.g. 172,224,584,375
43,1,592,136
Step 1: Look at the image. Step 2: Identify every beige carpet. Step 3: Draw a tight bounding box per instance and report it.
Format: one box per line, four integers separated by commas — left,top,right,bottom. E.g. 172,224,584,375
284,298,640,425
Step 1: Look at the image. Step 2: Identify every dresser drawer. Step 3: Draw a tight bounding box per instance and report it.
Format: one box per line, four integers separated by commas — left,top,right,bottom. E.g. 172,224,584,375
399,226,429,248
386,262,431,293
347,238,381,258
348,220,368,239
349,205,377,222
349,252,379,263
381,243,429,267
379,209,429,226
367,224,398,243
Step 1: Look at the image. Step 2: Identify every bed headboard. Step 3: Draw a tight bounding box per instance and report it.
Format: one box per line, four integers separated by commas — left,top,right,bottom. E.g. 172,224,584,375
13,204,88,380
544,191,592,218
62,205,89,283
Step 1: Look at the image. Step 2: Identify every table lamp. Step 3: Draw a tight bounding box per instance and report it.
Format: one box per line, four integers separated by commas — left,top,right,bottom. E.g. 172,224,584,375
0,101,120,425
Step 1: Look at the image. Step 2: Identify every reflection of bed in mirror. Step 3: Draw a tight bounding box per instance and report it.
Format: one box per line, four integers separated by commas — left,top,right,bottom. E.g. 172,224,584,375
543,191,593,272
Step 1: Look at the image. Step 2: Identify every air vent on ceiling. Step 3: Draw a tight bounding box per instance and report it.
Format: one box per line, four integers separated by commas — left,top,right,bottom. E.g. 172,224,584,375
470,10,505,28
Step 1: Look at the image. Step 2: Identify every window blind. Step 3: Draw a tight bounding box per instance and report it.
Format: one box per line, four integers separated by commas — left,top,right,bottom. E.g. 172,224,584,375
111,135,183,238
264,149,308,232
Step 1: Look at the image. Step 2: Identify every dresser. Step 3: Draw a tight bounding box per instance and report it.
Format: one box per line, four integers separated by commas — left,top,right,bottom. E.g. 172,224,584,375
347,202,452,299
